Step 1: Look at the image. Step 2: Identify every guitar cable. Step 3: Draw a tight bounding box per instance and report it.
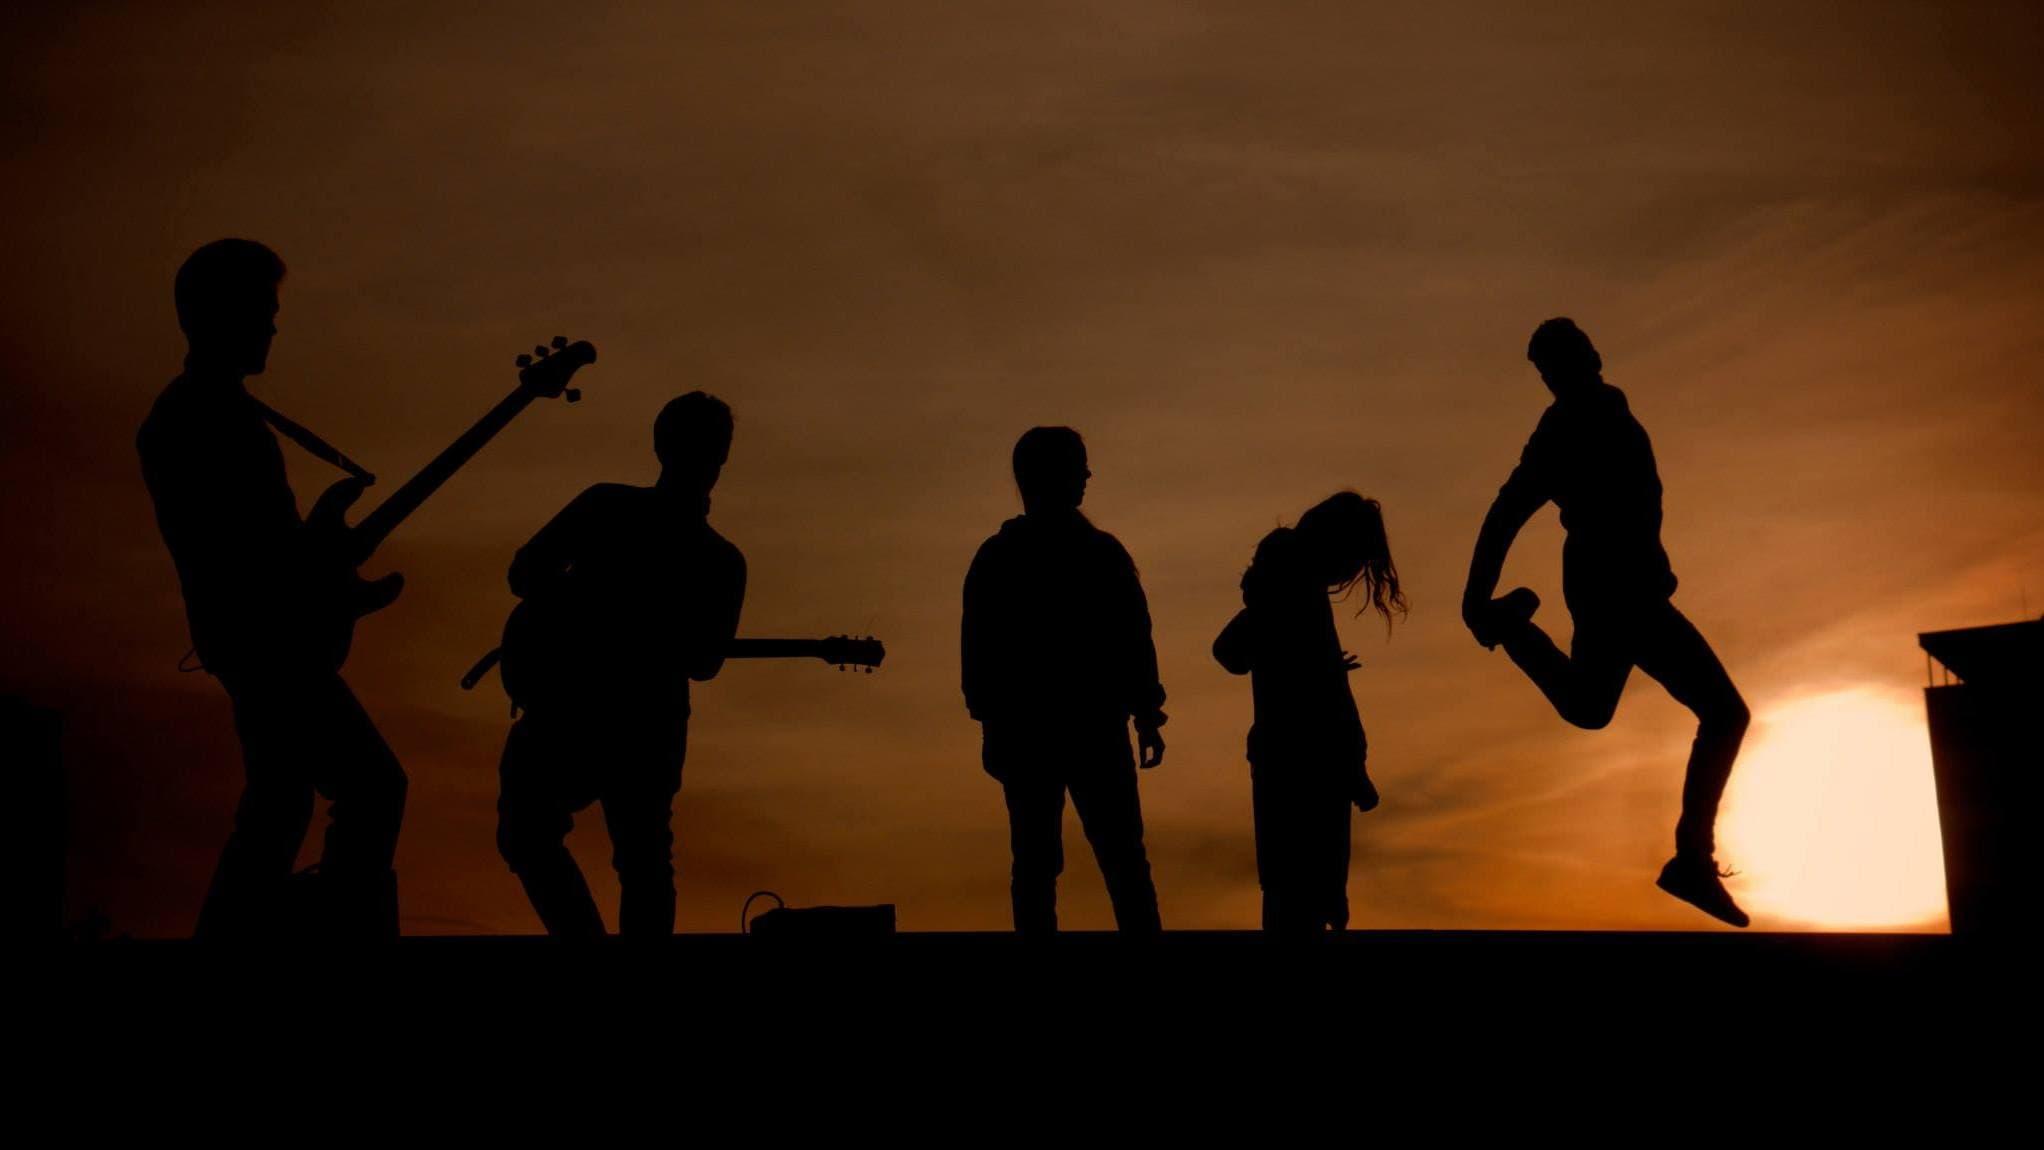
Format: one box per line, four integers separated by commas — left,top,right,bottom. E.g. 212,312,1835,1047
741,890,784,934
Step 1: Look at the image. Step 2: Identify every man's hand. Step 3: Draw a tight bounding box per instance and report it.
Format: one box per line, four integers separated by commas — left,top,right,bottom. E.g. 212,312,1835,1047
1462,595,1499,650
1136,725,1165,769
1339,650,1362,673
979,725,1011,784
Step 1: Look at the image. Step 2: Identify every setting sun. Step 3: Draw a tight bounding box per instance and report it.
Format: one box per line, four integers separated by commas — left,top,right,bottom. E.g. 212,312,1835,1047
1718,688,1949,931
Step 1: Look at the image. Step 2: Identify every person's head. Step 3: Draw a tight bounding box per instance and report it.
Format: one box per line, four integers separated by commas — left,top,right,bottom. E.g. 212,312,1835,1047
1296,491,1406,628
176,239,284,375
1012,426,1089,514
1526,317,1602,395
653,391,733,494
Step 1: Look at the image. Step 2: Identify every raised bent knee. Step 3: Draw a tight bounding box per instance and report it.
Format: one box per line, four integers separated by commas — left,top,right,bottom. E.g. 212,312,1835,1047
497,819,564,874
1561,700,1620,731
1713,693,1752,736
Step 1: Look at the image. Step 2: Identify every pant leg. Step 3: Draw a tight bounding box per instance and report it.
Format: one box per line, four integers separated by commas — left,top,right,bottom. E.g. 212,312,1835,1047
301,674,408,884
600,722,686,940
1500,615,1635,731
1067,729,1161,935
1631,602,1752,857
999,762,1066,936
1310,770,1353,931
196,677,319,940
497,716,605,938
1253,765,1307,934
1254,763,1348,935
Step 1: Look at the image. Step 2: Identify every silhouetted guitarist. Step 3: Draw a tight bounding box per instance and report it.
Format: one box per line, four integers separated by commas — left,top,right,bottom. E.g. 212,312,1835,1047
1461,318,1753,926
493,392,746,938
138,239,407,940
140,239,594,940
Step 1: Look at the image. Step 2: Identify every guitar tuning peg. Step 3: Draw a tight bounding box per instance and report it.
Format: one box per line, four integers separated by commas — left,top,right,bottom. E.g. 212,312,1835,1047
551,335,568,349
534,344,550,357
564,388,581,403
516,354,533,368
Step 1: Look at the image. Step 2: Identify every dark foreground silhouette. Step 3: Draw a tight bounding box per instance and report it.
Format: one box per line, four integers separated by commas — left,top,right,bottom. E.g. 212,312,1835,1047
1462,318,1752,926
491,393,747,938
962,427,1166,934
1216,492,1406,933
138,239,593,940
137,240,408,940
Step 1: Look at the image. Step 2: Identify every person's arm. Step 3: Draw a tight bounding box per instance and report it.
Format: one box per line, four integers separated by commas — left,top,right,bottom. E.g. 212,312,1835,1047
1212,608,1256,676
1462,423,1552,645
959,540,1000,724
1114,543,1168,768
685,544,746,682
508,487,600,599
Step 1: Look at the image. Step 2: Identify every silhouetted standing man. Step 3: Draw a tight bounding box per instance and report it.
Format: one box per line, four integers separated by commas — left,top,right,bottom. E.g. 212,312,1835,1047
494,392,745,938
962,427,1166,935
138,239,406,939
1462,318,1752,926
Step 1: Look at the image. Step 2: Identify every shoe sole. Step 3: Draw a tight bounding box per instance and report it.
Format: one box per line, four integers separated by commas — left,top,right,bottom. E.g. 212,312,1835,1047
1656,871,1750,928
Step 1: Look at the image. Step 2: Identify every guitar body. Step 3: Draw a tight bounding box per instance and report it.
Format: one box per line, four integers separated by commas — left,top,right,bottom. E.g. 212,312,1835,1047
303,476,406,669
494,593,589,714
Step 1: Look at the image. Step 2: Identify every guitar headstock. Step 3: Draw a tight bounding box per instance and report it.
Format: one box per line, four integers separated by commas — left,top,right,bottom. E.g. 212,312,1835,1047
515,336,598,402
820,635,886,672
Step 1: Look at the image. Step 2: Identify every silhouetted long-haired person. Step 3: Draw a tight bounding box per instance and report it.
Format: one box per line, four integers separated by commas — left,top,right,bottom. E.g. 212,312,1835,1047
1462,318,1752,927
1214,492,1404,934
962,427,1166,935
137,239,406,939
492,392,745,938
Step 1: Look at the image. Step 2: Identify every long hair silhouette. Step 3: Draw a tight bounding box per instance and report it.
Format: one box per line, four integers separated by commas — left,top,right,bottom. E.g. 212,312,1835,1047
1299,491,1407,629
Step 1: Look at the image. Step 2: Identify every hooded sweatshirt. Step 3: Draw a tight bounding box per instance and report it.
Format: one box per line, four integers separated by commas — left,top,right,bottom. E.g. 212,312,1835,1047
961,510,1166,733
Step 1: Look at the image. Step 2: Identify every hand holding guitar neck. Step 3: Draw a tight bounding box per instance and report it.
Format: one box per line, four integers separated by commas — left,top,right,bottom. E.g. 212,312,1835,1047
310,336,598,668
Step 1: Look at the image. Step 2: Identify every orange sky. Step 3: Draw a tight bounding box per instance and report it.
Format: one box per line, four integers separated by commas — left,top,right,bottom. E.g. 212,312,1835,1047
3,2,2039,935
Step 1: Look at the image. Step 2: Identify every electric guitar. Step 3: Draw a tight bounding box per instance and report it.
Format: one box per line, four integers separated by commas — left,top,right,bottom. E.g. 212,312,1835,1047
306,336,597,668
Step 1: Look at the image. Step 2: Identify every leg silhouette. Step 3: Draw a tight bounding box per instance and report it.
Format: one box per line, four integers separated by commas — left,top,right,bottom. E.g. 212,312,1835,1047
1068,736,1160,934
602,759,683,939
497,718,605,938
200,672,405,939
1002,771,1066,936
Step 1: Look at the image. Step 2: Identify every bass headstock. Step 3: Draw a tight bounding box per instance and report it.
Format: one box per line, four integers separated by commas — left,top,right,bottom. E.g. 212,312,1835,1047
515,336,598,402
821,635,886,672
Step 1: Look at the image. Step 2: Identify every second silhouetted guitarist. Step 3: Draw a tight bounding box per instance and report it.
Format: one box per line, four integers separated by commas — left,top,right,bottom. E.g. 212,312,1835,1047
493,392,746,938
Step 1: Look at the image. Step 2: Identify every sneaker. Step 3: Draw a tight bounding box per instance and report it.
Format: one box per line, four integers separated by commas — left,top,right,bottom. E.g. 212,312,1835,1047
1656,854,1749,928
1491,587,1540,629
1471,587,1540,648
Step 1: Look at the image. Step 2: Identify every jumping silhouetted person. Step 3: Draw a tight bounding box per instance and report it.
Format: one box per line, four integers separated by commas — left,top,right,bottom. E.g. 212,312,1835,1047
137,239,405,939
492,392,746,938
1215,493,1405,934
1462,318,1752,926
962,427,1166,935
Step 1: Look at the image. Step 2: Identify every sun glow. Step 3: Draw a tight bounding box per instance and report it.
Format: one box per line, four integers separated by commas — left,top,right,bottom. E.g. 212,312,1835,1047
1718,687,1949,930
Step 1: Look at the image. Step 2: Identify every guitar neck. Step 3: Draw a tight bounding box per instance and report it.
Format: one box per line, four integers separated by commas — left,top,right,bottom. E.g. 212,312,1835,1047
726,638,830,661
349,387,535,561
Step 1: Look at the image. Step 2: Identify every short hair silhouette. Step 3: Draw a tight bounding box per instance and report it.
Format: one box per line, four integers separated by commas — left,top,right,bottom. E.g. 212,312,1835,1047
1527,317,1602,377
175,239,285,341
1012,426,1088,509
654,391,734,478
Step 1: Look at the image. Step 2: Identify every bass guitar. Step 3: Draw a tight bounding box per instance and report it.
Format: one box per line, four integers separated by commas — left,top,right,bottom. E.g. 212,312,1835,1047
305,336,597,668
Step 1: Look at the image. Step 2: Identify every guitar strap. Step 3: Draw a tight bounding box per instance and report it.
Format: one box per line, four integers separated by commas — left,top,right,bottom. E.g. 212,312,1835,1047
250,397,378,485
